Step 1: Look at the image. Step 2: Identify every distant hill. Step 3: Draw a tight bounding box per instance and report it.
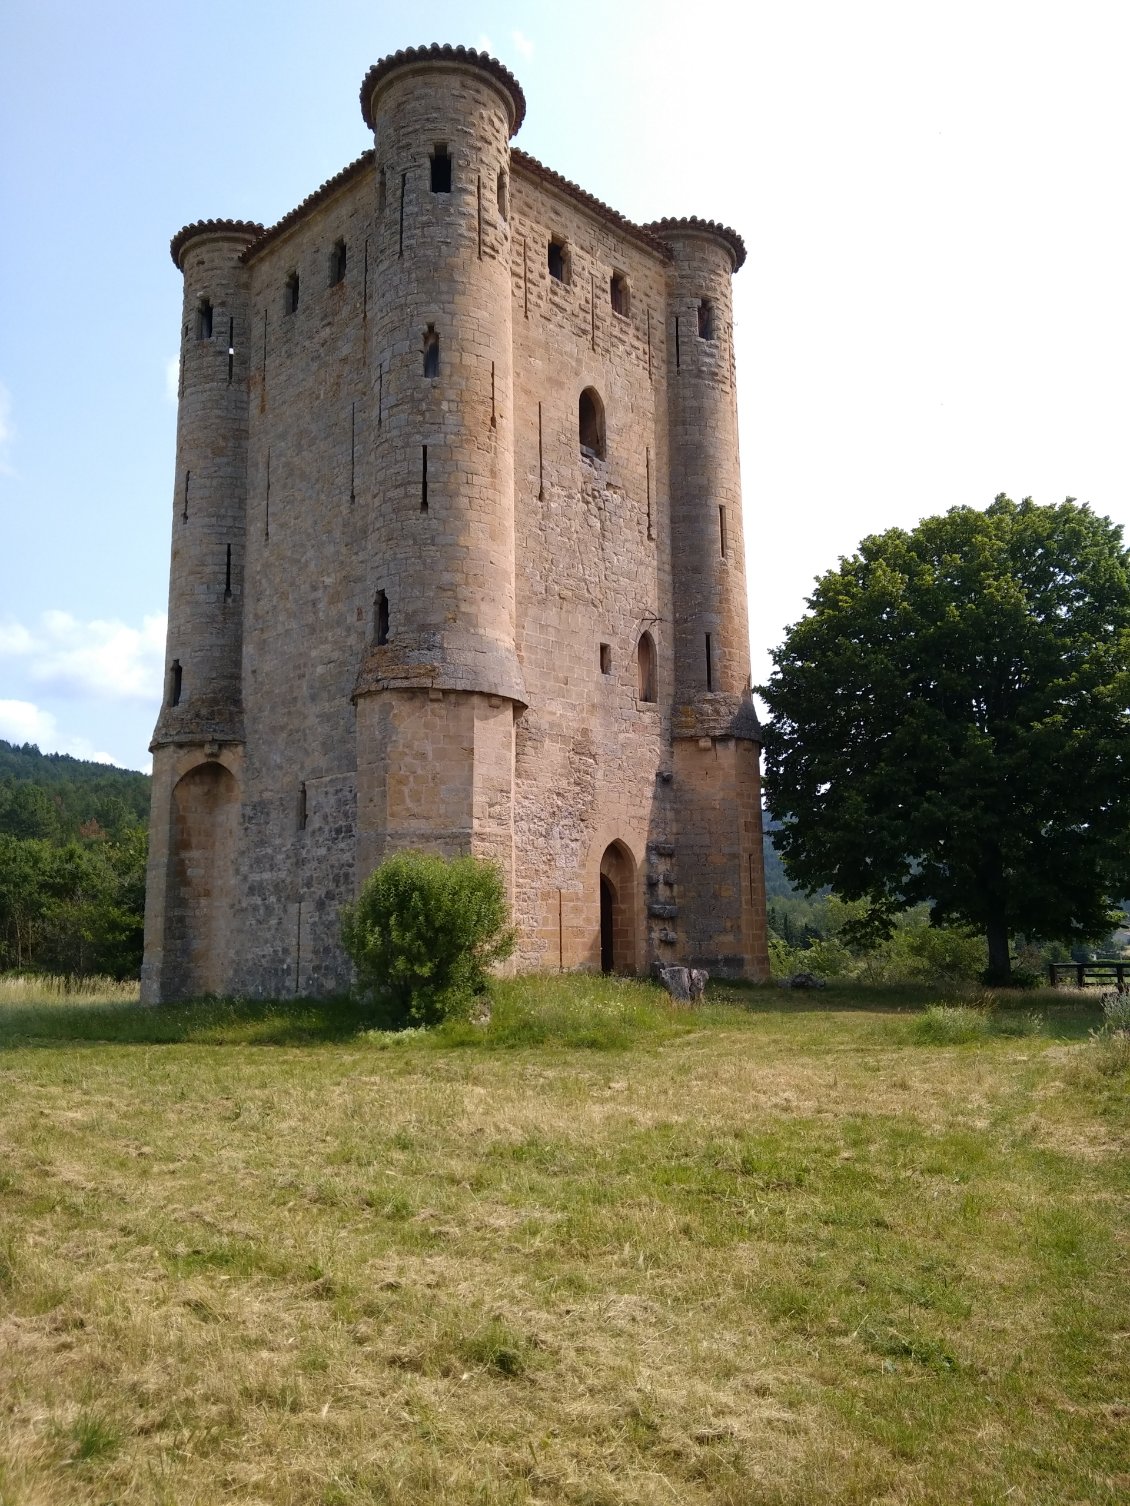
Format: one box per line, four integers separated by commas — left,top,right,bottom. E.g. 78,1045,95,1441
0,740,150,843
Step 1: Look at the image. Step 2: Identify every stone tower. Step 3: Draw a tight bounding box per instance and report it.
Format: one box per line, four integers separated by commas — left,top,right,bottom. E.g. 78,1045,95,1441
352,50,526,891
653,219,766,975
142,44,769,1002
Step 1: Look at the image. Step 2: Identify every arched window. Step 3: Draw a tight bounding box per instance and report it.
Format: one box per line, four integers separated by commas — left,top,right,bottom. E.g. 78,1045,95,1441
698,297,715,340
610,271,630,317
579,387,606,461
496,168,508,221
378,167,387,214
328,239,347,286
637,632,657,702
195,299,213,340
284,272,300,315
374,591,389,646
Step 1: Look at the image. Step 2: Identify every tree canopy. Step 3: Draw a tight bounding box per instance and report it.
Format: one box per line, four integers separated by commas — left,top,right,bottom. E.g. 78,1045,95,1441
0,741,150,977
759,495,1130,981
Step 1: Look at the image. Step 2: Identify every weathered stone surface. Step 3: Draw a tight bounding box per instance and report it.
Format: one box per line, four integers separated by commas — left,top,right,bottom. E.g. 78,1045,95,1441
655,965,692,1001
655,964,709,1002
142,44,771,1003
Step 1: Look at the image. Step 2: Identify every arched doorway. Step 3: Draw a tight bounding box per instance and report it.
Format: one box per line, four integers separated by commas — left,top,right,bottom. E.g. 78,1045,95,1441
600,875,615,973
598,841,637,975
165,761,239,997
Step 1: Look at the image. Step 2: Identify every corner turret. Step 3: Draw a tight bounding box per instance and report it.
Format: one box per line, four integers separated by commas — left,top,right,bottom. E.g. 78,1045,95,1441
646,215,768,978
152,220,260,748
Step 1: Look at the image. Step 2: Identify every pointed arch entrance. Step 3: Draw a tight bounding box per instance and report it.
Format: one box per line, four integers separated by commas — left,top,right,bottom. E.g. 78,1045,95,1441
598,840,637,975
165,761,239,997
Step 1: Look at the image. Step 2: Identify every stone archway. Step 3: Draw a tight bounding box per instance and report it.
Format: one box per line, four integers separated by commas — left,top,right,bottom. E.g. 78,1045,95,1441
598,841,637,975
165,761,239,998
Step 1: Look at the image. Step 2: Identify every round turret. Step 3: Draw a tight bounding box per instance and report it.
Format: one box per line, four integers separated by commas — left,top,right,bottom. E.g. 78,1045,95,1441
647,216,757,740
153,222,259,748
354,46,525,704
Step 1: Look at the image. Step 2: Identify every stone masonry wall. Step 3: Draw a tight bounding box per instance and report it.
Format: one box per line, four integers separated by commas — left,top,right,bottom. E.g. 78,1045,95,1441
508,168,674,972
145,48,770,999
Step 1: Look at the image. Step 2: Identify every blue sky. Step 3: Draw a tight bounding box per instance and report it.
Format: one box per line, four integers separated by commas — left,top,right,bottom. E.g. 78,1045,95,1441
2,0,1128,770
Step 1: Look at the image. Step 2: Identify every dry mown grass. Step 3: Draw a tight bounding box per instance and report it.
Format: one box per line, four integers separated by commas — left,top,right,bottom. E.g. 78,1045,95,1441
0,976,1126,1504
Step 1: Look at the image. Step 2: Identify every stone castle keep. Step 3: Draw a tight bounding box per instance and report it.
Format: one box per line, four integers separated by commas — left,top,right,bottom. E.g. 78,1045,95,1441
142,44,770,1002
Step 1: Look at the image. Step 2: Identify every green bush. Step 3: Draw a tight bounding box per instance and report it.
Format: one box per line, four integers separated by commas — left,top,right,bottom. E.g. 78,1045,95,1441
340,851,516,1029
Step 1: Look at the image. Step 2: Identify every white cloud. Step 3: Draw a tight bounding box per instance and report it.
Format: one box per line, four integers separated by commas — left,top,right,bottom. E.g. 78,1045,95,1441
165,355,180,405
510,29,535,60
0,610,167,703
0,381,16,476
0,699,116,763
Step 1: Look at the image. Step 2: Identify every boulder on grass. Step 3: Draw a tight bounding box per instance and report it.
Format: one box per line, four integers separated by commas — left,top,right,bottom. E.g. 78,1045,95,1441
655,965,710,1004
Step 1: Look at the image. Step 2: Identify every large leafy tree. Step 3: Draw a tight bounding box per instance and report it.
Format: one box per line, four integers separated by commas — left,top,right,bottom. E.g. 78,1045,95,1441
760,495,1130,981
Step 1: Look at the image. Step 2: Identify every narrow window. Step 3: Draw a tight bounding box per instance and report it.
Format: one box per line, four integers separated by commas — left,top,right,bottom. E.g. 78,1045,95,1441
168,660,182,707
705,633,714,691
719,505,727,557
600,643,612,676
285,272,299,315
399,172,406,257
329,239,347,286
698,297,715,340
610,271,630,317
675,315,681,370
423,325,439,378
227,317,234,383
548,238,569,283
196,299,213,340
298,782,308,832
224,543,232,598
421,445,428,511
496,168,508,220
637,632,657,703
430,143,452,193
378,167,387,214
579,387,606,461
374,591,389,646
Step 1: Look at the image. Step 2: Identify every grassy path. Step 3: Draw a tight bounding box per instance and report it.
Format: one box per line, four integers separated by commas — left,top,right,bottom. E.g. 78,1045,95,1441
1,979,1126,1504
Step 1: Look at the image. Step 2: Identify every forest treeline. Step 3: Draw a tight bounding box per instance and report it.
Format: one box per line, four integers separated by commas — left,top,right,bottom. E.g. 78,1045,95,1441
0,740,150,977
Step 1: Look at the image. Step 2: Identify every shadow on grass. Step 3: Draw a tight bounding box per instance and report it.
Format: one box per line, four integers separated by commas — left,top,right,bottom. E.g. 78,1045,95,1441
709,979,1104,1041
0,975,1105,1050
0,993,380,1049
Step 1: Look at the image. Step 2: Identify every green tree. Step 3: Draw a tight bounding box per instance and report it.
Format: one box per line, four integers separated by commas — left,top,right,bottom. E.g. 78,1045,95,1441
760,495,1130,983
341,851,516,1028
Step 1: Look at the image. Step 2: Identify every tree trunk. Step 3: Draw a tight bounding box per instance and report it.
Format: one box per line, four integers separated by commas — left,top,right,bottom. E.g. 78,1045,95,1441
986,913,1011,983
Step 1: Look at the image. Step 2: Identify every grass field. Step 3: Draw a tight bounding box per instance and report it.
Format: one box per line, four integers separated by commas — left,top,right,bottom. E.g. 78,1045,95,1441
0,976,1126,1504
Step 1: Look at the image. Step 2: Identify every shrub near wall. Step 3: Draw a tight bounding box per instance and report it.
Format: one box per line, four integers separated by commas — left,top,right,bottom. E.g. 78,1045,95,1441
341,852,516,1029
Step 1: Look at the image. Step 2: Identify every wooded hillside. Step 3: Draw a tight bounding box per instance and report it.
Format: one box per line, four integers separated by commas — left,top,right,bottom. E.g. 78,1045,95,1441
0,741,150,976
